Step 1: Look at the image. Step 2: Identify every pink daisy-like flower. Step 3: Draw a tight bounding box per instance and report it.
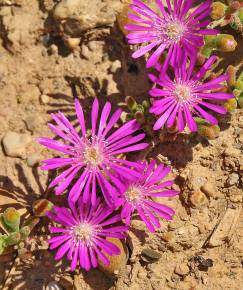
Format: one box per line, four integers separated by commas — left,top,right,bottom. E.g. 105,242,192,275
47,198,128,271
149,55,233,132
125,0,218,68
118,160,178,232
38,98,148,206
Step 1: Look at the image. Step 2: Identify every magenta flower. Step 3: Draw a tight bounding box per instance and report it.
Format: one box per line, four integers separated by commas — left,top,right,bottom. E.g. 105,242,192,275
125,0,218,68
118,160,178,232
47,198,128,271
38,98,148,206
149,55,233,132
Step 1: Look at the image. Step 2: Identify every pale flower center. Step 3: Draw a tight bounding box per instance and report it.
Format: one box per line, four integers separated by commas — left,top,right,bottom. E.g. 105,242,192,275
125,186,142,203
174,84,192,102
166,22,184,40
83,145,103,167
72,223,93,243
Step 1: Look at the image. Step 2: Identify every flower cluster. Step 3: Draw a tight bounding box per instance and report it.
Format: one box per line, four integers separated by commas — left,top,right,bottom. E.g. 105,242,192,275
38,0,234,273
126,0,233,131
39,98,178,271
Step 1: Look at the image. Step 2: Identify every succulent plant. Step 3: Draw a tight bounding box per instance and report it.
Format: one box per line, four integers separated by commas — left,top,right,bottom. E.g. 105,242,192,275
201,34,237,57
211,2,243,34
195,118,220,140
226,64,243,108
0,207,39,255
125,96,154,136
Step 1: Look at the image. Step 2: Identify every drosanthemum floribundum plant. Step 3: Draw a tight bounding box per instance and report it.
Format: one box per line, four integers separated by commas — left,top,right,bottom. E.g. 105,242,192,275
149,55,233,132
118,160,178,232
38,98,148,206
125,0,218,68
47,198,128,271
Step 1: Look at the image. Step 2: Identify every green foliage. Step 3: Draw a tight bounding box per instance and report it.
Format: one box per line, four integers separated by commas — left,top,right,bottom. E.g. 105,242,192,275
202,34,237,57
2,207,20,232
0,235,7,255
0,207,40,255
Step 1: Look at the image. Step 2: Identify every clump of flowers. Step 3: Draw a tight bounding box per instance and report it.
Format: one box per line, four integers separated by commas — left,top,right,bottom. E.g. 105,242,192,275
38,98,178,271
38,98,148,206
34,0,239,273
125,0,217,68
149,55,233,132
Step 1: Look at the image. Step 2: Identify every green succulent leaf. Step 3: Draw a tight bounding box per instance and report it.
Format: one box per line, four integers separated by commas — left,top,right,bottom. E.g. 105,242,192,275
5,232,21,246
0,234,7,255
20,226,31,240
2,208,20,232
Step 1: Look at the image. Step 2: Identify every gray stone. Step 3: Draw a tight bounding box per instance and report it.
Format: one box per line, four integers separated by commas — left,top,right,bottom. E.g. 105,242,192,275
2,132,32,158
227,173,239,186
53,0,122,37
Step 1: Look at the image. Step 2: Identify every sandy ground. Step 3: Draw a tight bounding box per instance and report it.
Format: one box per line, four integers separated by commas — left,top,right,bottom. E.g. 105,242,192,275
0,0,242,289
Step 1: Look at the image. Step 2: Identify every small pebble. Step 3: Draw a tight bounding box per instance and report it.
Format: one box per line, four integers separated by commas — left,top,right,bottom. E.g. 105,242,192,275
161,232,174,242
2,132,32,158
141,248,162,261
49,44,58,55
81,44,91,59
25,115,44,133
40,94,49,105
189,191,206,208
88,41,98,51
110,60,122,73
227,173,239,186
174,263,190,276
64,37,80,50
201,182,218,199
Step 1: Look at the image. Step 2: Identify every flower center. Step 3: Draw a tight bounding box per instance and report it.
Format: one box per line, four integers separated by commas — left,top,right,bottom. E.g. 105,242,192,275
174,84,192,103
83,145,103,167
166,22,184,40
72,223,93,244
125,186,142,203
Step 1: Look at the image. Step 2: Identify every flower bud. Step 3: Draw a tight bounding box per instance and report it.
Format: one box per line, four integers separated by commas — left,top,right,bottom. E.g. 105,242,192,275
125,96,137,111
226,65,236,87
238,94,243,108
2,207,20,232
198,124,220,140
218,34,237,52
224,98,237,111
211,2,227,20
135,111,145,125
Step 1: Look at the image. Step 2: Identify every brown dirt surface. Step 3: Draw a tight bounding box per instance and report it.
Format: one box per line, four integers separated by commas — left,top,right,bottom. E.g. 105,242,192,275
0,0,242,290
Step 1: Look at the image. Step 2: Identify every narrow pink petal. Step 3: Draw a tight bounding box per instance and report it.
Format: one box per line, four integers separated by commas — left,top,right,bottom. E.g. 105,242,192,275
132,42,158,59
75,99,86,136
91,98,99,136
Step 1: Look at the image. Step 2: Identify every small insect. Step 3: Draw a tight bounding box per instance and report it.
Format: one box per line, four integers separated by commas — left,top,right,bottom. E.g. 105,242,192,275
190,255,214,272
